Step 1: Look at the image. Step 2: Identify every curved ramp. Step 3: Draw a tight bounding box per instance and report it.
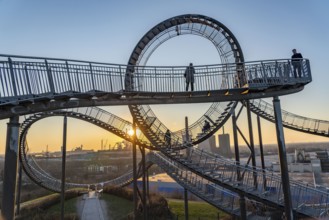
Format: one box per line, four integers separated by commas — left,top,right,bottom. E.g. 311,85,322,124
20,110,267,217
19,108,149,192
249,99,329,137
19,107,329,219
125,14,312,152
160,147,328,218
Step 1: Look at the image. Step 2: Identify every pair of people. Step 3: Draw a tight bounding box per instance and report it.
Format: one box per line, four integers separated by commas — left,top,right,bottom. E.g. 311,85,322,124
184,49,303,91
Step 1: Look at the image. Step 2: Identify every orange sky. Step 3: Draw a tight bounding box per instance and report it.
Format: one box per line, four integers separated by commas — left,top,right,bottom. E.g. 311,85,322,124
0,103,327,154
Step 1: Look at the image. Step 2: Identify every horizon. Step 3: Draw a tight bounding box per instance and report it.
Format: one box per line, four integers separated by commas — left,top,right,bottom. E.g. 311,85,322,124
0,140,326,156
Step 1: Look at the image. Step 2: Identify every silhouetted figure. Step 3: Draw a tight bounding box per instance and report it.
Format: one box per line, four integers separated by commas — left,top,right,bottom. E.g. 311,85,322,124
184,63,195,91
164,129,171,147
202,120,210,133
291,49,303,78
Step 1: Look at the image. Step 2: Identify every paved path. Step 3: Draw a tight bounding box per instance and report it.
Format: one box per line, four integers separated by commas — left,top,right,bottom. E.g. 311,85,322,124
80,191,106,220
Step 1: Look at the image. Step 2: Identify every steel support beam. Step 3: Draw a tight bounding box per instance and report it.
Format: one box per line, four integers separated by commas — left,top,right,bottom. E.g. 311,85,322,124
273,96,293,220
232,110,246,220
146,169,150,200
1,116,20,220
132,120,138,219
185,117,190,157
15,163,23,216
61,116,67,220
246,101,257,188
184,188,189,220
257,115,267,189
141,146,148,220
184,116,189,220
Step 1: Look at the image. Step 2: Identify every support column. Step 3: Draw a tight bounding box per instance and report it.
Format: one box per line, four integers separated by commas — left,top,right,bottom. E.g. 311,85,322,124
257,115,266,190
146,169,150,200
61,116,67,220
232,110,246,220
132,120,138,219
141,146,147,220
185,117,190,157
15,162,23,216
1,116,20,220
184,117,189,220
184,188,188,220
246,101,257,187
273,96,293,220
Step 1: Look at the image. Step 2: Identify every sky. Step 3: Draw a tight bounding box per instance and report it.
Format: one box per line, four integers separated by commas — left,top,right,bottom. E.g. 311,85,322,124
0,0,328,153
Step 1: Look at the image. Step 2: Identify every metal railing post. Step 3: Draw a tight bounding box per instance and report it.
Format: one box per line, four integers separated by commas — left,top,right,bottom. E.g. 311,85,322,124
24,65,32,95
89,63,95,92
8,58,18,97
45,60,55,94
65,61,73,91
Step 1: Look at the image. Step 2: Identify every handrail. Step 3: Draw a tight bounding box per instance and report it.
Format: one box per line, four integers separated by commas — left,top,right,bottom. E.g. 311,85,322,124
0,54,310,68
249,99,329,137
162,146,329,218
19,107,329,218
0,56,312,103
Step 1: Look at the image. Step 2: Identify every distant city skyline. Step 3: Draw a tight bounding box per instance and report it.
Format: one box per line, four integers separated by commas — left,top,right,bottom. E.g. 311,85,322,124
0,1,328,153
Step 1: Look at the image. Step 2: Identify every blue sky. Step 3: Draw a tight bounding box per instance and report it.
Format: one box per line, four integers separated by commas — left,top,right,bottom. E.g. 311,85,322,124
0,0,328,153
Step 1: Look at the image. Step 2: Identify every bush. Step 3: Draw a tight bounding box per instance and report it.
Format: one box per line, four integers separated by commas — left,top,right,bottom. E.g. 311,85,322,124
17,212,78,220
103,186,172,219
142,193,171,219
103,185,134,201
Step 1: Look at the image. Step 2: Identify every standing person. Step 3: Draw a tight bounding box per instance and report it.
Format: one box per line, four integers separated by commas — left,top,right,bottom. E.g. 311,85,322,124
184,63,195,91
164,129,171,147
291,49,303,78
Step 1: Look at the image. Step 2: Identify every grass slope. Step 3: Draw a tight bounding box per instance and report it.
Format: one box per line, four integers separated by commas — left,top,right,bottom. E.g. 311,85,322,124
100,194,133,219
168,199,230,220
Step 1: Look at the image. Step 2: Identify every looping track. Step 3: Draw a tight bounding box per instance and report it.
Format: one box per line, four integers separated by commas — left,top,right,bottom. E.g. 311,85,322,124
2,13,326,218
19,105,329,218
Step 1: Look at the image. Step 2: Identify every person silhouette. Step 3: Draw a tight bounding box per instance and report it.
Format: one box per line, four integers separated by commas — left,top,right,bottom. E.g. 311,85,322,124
184,63,195,91
291,49,303,78
202,120,210,133
164,129,171,147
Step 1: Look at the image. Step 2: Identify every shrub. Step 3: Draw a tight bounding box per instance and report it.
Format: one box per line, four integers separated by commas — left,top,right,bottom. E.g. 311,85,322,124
103,185,134,201
103,186,172,219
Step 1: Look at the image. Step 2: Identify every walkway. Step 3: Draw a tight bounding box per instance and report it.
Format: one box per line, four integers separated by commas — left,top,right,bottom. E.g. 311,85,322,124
0,55,312,120
80,191,106,220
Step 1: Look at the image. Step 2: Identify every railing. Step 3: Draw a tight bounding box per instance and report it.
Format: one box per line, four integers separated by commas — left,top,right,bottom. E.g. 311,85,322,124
168,147,329,218
20,107,152,147
0,55,312,104
149,151,273,217
250,99,329,136
18,106,329,217
23,154,135,192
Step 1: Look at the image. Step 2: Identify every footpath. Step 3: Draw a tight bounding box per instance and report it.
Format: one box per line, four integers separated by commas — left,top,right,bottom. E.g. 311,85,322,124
80,191,106,220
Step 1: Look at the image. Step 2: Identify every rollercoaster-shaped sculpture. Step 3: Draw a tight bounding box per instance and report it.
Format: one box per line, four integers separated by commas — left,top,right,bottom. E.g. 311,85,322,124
19,106,329,218
0,14,328,219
